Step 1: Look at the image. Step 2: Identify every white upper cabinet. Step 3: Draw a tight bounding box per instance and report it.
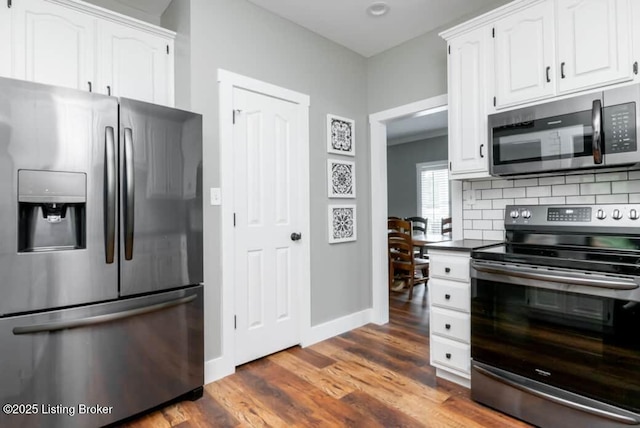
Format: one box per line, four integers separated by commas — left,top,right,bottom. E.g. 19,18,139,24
556,0,632,93
448,26,490,178
0,0,175,106
11,0,95,92
633,0,640,80
97,20,174,106
493,0,556,108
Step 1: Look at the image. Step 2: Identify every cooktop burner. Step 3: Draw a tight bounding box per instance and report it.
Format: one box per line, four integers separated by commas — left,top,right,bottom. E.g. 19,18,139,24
471,204,640,276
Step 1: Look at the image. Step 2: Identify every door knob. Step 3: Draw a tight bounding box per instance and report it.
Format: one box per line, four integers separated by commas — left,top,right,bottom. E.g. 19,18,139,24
290,232,302,241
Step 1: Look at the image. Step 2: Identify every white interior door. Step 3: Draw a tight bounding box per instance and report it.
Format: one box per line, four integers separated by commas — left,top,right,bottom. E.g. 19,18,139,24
233,86,302,366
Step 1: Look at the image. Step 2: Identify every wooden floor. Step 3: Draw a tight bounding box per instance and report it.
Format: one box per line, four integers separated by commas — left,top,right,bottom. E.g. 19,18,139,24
122,285,532,427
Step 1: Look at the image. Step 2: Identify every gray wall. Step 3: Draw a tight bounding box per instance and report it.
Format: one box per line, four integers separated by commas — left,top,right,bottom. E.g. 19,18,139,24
387,135,448,218
163,0,370,361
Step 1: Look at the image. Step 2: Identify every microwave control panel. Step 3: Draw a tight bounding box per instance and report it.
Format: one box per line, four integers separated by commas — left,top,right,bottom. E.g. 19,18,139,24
603,103,636,153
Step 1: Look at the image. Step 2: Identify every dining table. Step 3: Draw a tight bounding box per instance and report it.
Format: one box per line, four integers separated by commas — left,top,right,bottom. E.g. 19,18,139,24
412,232,451,247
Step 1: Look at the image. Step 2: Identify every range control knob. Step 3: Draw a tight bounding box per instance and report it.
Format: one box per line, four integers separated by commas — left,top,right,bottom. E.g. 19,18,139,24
522,210,532,219
510,210,520,219
630,209,639,220
612,209,623,220
596,209,607,220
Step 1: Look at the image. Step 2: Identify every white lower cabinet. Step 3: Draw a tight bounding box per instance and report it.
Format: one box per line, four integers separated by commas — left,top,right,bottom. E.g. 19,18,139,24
429,250,472,387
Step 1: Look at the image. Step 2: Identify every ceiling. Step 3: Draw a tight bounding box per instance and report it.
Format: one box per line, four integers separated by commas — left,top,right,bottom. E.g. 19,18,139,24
386,110,448,145
245,0,506,57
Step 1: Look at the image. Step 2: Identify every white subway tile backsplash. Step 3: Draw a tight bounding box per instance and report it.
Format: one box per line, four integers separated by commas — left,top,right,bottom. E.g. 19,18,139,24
596,194,628,203
462,170,640,239
526,186,551,197
472,200,493,209
580,182,611,195
472,180,493,190
539,176,565,185
566,195,595,204
514,178,538,187
492,198,515,209
464,210,482,220
596,171,628,182
483,230,504,241
503,187,526,198
492,180,514,189
482,210,503,220
612,180,640,194
481,189,503,199
539,197,566,204
552,184,579,196
473,220,493,230
515,198,539,204
565,173,595,184
464,229,483,239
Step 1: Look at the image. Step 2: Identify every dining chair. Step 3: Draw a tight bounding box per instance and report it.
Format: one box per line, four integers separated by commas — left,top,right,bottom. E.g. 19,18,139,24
388,219,429,300
441,217,452,236
405,216,428,257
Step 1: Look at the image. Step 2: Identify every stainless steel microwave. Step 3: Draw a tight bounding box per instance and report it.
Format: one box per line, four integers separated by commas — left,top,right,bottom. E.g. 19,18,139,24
488,85,640,176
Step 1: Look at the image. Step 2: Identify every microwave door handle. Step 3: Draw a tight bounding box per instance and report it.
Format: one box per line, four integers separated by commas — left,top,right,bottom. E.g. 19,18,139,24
592,99,603,164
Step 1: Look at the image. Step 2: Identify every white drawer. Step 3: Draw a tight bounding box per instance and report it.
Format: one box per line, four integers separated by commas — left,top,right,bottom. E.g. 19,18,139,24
429,278,470,312
429,254,470,282
431,307,470,343
431,335,470,374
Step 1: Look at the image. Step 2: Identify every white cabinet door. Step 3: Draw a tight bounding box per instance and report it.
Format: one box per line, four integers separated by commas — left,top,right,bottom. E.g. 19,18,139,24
557,0,632,93
12,0,95,91
97,20,174,106
632,0,640,81
494,0,555,107
448,27,490,178
0,4,11,78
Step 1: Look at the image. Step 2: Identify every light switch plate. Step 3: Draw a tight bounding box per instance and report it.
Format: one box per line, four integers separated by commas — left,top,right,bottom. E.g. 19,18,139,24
210,188,221,205
463,189,476,204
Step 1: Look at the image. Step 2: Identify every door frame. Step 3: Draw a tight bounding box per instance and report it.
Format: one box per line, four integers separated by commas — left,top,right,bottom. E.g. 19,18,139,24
368,94,462,325
218,69,311,376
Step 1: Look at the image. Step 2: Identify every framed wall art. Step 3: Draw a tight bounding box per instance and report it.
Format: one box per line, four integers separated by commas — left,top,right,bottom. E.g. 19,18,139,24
327,114,355,156
327,159,355,198
328,204,357,244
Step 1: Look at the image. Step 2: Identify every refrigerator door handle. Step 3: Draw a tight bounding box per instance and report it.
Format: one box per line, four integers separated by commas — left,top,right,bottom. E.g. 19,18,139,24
104,126,116,264
12,294,197,335
124,127,135,260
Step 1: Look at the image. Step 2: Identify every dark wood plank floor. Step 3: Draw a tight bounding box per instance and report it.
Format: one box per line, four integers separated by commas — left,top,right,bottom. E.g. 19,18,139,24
121,285,532,427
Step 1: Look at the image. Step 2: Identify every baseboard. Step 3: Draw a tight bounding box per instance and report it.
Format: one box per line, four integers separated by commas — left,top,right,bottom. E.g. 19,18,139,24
204,356,234,385
301,308,372,347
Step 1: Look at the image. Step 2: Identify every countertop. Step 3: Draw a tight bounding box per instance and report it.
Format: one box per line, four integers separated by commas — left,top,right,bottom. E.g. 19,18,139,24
423,239,502,252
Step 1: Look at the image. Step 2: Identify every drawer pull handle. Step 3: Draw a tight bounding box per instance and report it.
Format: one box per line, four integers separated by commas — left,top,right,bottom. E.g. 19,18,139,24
446,353,452,359
445,323,451,330
445,267,451,273
445,294,451,300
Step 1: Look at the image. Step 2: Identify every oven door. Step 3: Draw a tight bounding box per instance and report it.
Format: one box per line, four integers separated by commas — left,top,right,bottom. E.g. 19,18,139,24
470,260,640,417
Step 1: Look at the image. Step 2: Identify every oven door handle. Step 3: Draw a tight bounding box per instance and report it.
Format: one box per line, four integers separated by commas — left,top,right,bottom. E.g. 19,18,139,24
471,260,640,290
474,364,640,425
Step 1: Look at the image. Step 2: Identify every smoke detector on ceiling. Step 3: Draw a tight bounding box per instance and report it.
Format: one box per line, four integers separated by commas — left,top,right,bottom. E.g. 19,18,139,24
367,2,390,17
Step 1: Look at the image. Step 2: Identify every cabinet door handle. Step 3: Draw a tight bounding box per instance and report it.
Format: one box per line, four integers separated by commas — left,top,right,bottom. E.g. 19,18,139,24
445,267,451,273
445,323,451,330
561,62,566,79
446,353,452,359
546,66,551,82
87,81,93,92
479,144,484,158
107,85,111,96
445,294,451,300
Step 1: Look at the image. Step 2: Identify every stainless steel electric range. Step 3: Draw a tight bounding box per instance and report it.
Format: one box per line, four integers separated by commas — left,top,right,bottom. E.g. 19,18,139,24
470,204,640,428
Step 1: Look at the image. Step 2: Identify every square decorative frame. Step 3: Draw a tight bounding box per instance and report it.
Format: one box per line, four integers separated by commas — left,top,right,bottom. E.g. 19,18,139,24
327,114,355,156
327,159,356,198
328,204,357,244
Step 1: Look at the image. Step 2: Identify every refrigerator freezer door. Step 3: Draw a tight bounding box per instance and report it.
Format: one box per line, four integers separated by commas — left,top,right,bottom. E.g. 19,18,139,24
0,77,119,315
0,285,203,428
118,98,203,296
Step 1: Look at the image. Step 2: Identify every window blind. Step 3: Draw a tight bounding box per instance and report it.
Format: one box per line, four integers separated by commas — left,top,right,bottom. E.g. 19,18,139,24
417,163,450,234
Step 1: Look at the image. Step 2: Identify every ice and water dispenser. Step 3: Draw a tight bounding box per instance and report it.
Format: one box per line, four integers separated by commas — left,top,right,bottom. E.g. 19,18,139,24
17,170,86,252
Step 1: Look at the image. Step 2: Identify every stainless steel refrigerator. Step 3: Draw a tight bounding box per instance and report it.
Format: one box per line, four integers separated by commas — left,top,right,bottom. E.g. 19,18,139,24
0,77,203,427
